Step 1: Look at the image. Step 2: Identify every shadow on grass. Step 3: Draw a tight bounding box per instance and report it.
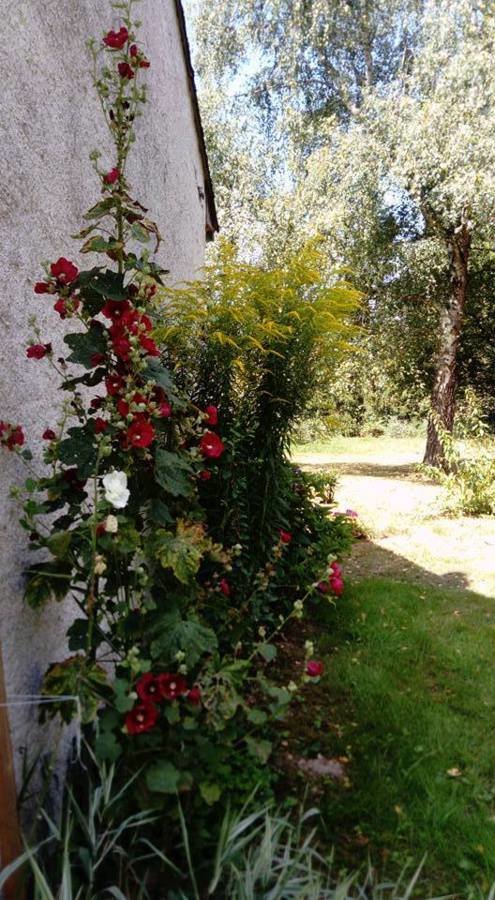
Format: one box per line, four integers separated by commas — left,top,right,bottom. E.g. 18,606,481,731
345,537,474,594
302,459,426,481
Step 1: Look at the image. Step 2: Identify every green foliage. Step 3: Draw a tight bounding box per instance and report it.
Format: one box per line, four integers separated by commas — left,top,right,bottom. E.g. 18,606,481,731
420,398,495,516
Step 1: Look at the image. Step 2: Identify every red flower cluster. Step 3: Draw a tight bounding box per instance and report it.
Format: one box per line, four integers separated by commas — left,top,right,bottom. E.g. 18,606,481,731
103,26,128,49
317,561,344,597
34,257,81,320
0,421,24,450
130,43,151,68
107,304,159,361
118,61,134,80
50,257,79,285
125,672,201,735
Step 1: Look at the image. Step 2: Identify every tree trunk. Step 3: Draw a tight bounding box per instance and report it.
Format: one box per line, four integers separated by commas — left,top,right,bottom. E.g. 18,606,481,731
423,224,471,469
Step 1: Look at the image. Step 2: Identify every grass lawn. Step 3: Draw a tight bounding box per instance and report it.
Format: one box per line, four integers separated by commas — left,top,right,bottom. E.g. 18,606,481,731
288,578,495,895
293,434,426,463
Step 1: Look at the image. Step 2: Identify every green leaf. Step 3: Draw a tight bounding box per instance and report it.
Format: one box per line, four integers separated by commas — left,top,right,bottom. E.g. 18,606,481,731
146,761,181,794
64,324,107,369
245,708,268,726
113,678,134,713
47,531,72,559
95,730,122,763
24,560,73,608
245,737,273,764
150,613,217,666
67,618,90,651
80,236,123,254
58,426,98,479
83,198,115,221
257,642,277,662
148,498,173,526
131,222,151,243
90,270,127,300
41,656,107,724
199,782,222,805
155,449,193,498
164,704,180,725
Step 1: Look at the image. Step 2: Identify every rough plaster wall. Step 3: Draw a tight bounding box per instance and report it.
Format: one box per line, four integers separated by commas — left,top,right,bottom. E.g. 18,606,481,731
0,0,208,782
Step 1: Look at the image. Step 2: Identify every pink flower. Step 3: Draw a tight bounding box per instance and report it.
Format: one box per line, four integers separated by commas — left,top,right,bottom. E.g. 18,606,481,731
330,561,342,578
279,529,292,544
306,660,323,678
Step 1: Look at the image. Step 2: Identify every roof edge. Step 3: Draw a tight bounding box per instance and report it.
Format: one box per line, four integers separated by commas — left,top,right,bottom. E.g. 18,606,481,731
173,0,219,238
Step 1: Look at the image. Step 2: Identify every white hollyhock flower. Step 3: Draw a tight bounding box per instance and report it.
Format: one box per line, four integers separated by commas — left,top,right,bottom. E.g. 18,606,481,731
105,514,119,533
102,470,130,509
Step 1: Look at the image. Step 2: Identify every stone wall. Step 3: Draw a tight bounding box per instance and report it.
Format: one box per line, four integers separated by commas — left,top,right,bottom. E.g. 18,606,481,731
0,0,209,779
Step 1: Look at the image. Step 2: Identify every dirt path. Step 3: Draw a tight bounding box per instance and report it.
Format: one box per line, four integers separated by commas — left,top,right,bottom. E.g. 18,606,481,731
296,447,495,598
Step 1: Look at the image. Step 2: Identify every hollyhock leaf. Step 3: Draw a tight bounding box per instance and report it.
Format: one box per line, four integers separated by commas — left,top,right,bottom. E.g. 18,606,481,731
257,642,277,663
24,560,73,608
95,730,122,763
113,678,134,713
246,708,268,726
62,369,106,391
155,449,193,498
148,498,174,526
130,222,150,243
90,270,127,300
47,531,72,560
41,657,107,724
58,426,98,479
64,326,107,369
146,760,181,794
245,737,273,764
164,704,180,725
80,236,123,255
150,614,217,666
83,198,115,221
67,618,91,651
199,782,221,805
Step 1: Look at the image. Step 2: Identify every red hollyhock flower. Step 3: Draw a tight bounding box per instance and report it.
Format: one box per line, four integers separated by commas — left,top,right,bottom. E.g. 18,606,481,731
158,401,172,418
125,702,158,735
279,529,292,544
103,26,128,49
199,469,211,481
330,577,344,597
218,578,231,596
121,309,153,334
117,398,130,418
105,374,125,396
157,673,188,700
26,343,51,360
187,686,202,705
317,580,331,594
129,43,139,57
112,333,132,361
102,299,131,321
53,298,67,319
127,416,155,448
118,61,134,79
135,673,162,703
94,417,108,434
90,353,106,367
204,405,218,426
139,58,150,68
330,561,342,578
34,281,53,294
139,334,160,356
103,167,120,185
62,468,86,491
199,431,225,459
0,423,25,450
50,257,78,284
42,428,56,441
306,660,324,678
90,397,104,410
